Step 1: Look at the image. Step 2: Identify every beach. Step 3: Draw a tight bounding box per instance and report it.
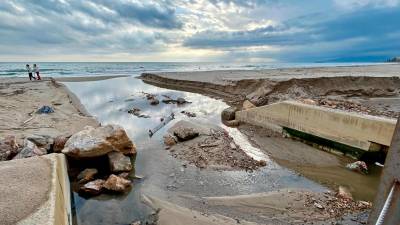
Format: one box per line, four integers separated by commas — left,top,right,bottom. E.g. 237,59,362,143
0,64,399,225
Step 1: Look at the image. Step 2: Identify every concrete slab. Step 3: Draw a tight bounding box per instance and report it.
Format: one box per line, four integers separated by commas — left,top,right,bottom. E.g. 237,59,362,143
236,101,397,151
0,154,71,225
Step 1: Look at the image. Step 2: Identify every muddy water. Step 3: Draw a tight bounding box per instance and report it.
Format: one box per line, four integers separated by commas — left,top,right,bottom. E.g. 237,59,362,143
64,76,376,225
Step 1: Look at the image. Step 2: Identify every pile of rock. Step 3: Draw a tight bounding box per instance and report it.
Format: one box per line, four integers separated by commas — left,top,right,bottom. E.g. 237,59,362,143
161,95,190,105
61,125,136,195
163,120,266,171
0,124,137,196
143,92,160,105
0,134,69,161
128,107,150,118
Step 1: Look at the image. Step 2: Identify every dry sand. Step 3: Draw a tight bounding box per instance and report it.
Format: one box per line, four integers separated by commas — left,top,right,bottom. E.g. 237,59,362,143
0,77,111,142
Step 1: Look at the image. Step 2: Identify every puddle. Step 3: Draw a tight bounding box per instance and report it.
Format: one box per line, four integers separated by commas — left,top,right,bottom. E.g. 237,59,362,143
64,76,326,225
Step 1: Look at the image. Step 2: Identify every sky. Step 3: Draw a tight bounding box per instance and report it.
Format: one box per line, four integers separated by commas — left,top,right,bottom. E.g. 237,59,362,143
0,0,399,62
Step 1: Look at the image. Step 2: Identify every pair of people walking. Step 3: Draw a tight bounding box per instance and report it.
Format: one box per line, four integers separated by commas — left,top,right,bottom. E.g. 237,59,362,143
26,64,41,81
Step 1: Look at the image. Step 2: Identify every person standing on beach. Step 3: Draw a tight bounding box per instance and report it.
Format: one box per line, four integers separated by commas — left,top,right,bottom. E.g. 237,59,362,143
26,64,35,81
33,64,41,80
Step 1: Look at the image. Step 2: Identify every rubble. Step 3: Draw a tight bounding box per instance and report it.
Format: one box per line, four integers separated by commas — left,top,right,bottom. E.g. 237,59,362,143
180,110,196,117
128,107,150,118
346,161,368,174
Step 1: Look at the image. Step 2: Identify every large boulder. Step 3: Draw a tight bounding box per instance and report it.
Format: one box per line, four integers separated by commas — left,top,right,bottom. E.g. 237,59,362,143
103,174,131,192
62,125,136,158
171,124,199,141
221,106,237,121
108,152,133,173
13,139,46,159
77,168,98,184
0,135,19,161
80,179,105,195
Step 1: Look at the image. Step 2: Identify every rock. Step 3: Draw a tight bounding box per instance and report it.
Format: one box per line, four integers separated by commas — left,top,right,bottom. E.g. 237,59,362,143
0,135,19,161
258,160,267,167
346,161,368,174
163,135,177,146
13,139,46,159
118,172,130,179
177,97,186,104
77,168,98,183
131,221,141,225
242,100,256,110
221,106,237,121
128,107,150,118
26,134,53,150
337,186,353,200
108,151,133,173
53,135,69,153
314,202,324,209
181,111,196,117
62,125,136,158
149,98,159,105
103,174,132,192
302,99,316,105
80,179,105,195
172,125,199,141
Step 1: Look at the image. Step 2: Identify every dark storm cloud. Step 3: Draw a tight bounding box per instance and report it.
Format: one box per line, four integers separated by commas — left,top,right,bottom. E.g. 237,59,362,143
184,5,400,61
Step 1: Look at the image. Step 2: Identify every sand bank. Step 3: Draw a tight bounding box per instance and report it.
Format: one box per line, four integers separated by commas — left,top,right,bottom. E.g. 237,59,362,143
0,77,103,142
140,64,400,117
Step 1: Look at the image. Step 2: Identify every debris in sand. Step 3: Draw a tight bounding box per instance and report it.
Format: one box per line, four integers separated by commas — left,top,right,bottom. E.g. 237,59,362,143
37,105,54,114
0,135,19,161
103,174,132,192
165,120,265,171
149,113,175,137
181,110,196,117
77,168,98,184
62,124,136,158
337,186,353,200
304,190,372,219
128,107,151,118
346,161,368,174
13,139,46,159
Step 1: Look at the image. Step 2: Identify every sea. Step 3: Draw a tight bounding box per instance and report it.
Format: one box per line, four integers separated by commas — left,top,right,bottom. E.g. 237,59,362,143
0,62,383,78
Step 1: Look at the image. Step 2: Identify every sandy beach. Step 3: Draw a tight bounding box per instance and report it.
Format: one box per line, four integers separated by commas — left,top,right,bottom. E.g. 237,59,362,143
1,64,398,225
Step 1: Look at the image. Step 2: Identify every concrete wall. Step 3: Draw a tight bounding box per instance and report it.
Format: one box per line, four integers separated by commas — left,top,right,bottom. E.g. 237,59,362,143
236,101,397,151
18,153,72,225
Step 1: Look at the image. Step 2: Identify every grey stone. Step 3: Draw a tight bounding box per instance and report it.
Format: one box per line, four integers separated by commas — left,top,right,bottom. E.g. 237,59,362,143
108,152,133,173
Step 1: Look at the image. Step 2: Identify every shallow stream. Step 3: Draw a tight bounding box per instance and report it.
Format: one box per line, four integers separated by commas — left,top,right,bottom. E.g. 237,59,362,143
64,76,379,225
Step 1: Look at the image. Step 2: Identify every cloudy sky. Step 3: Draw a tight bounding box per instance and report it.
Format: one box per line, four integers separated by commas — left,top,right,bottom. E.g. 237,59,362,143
0,0,399,62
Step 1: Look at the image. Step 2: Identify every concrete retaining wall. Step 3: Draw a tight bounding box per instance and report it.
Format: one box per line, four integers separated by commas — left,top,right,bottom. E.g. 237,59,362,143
236,101,397,151
18,153,72,225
